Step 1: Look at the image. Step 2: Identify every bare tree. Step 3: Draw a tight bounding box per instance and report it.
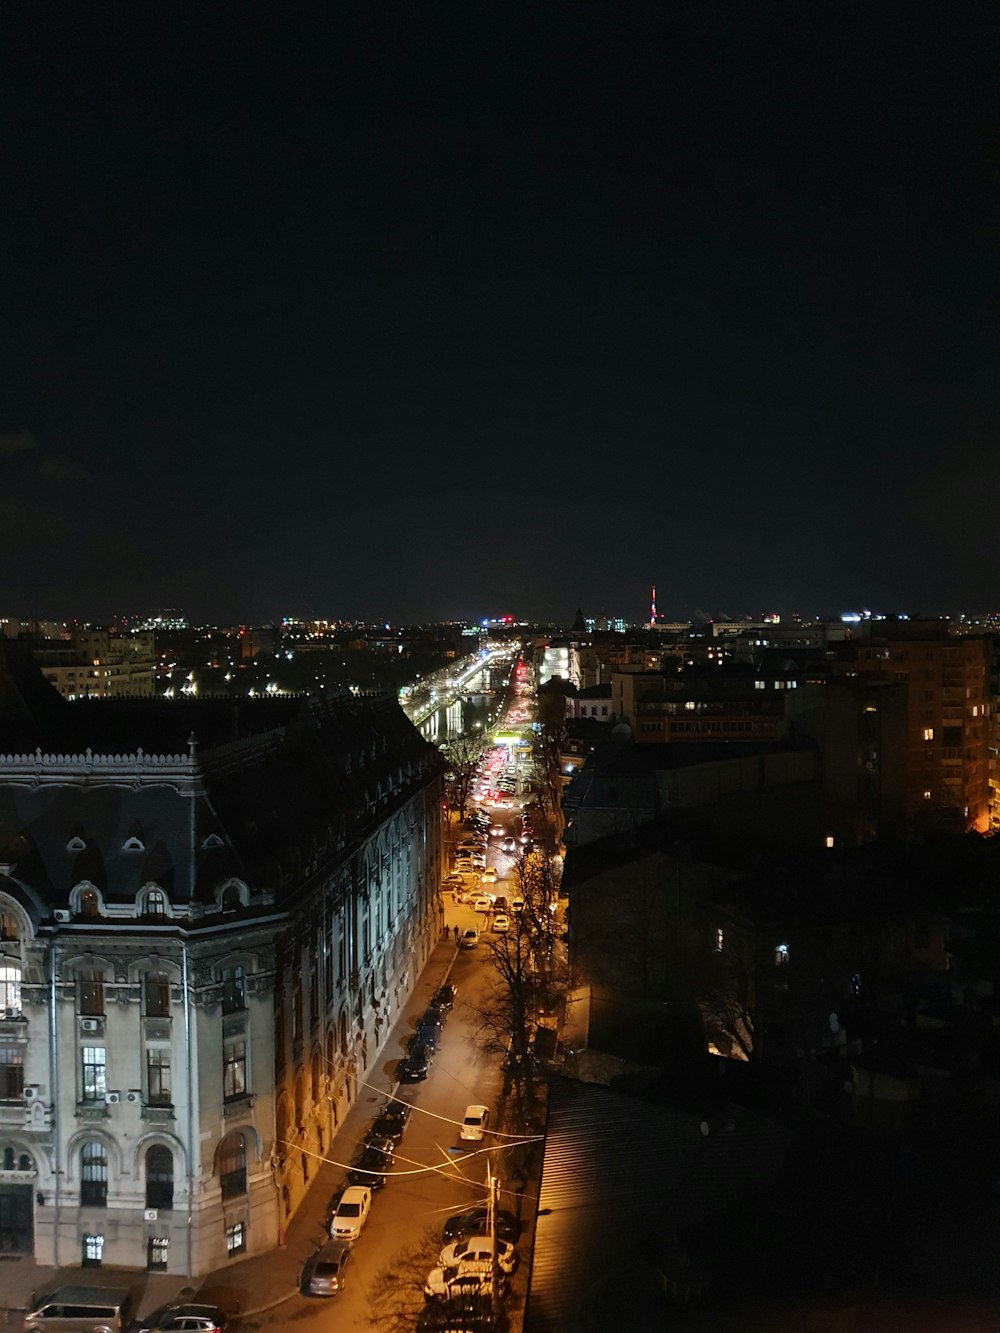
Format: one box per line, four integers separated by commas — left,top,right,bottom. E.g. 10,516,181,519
698,921,760,1062
366,1226,440,1330
468,850,569,1127
442,732,484,820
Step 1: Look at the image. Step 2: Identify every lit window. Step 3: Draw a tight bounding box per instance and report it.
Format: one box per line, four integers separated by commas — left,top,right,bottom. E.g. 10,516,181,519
923,790,932,800
923,728,934,741
226,1220,246,1255
82,1232,104,1266
145,889,167,917
0,966,21,1016
775,943,789,967
223,1039,247,1101
148,1236,169,1270
81,1047,107,1103
714,927,724,953
824,836,835,848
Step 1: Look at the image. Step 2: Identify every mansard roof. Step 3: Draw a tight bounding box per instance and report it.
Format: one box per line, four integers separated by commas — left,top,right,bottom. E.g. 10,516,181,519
0,668,441,916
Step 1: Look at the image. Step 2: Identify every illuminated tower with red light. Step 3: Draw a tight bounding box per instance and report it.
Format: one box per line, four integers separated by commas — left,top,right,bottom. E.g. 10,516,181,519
650,585,657,627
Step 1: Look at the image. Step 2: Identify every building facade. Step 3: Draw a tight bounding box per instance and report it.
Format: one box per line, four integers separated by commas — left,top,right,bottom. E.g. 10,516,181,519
0,682,443,1275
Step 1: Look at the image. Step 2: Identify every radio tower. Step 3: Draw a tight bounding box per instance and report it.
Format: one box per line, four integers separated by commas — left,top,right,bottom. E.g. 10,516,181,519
650,584,657,628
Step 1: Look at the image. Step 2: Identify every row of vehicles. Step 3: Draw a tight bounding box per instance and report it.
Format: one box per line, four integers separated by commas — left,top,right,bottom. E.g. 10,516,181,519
305,985,461,1296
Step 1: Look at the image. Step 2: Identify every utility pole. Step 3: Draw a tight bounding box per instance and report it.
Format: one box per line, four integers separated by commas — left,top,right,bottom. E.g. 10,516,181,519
489,1166,501,1321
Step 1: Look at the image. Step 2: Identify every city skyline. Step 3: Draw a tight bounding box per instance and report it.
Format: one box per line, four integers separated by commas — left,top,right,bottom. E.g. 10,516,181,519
2,3,995,623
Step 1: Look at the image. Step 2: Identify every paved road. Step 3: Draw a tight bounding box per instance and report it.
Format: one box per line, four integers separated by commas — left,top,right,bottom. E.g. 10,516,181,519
249,915,512,1330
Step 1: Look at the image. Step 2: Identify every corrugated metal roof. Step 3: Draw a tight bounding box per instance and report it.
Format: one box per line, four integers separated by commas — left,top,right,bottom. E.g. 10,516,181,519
524,1077,704,1332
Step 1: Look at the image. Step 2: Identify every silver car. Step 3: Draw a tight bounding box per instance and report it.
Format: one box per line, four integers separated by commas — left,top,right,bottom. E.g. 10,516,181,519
308,1238,352,1295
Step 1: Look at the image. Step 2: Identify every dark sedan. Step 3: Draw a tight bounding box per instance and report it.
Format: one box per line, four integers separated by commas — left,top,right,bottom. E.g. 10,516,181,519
419,1006,444,1031
348,1147,389,1190
396,1043,431,1082
411,1023,439,1053
432,983,457,1011
441,1206,521,1245
369,1101,411,1142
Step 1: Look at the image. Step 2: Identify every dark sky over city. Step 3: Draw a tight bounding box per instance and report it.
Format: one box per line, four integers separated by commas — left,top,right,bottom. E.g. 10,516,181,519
2,2,996,626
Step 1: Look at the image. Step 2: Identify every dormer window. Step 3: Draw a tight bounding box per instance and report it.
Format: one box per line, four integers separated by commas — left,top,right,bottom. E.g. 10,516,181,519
144,889,167,919
202,834,224,850
79,890,100,919
123,837,145,853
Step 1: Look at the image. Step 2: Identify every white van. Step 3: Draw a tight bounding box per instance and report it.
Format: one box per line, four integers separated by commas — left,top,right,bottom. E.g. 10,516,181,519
24,1286,133,1333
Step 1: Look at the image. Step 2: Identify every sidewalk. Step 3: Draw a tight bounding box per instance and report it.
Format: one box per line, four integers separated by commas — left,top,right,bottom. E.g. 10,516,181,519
0,931,460,1326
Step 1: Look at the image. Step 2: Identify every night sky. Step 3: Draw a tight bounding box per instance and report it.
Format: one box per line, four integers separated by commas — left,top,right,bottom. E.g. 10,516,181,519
2,2,996,626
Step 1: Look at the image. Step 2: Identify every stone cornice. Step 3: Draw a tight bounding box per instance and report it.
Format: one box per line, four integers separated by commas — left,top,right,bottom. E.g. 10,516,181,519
0,747,197,783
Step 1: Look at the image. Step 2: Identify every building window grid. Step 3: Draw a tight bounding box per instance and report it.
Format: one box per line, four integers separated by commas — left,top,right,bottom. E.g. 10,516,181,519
0,966,21,1017
219,965,246,1015
0,1047,24,1100
223,1039,247,1101
78,970,105,1016
81,1046,107,1103
80,1141,108,1207
146,1048,172,1106
144,973,171,1017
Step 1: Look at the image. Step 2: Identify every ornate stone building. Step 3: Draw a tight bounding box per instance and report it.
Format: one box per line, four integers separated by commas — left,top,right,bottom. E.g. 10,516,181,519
0,646,444,1274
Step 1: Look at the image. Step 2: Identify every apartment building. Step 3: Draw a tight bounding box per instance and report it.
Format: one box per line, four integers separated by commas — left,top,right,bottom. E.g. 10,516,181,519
0,652,443,1274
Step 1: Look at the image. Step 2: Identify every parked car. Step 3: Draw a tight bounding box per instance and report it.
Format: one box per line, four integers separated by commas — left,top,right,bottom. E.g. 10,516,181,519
432,983,457,1010
369,1101,411,1143
416,1293,496,1330
511,896,525,912
493,897,509,913
480,867,498,885
348,1147,389,1189
147,1304,230,1333
442,1206,521,1245
331,1185,372,1239
493,913,510,933
413,1022,439,1052
396,1044,431,1081
460,928,479,950
439,1234,517,1274
460,1104,490,1141
424,1268,496,1301
472,895,494,913
420,1006,444,1031
307,1238,352,1295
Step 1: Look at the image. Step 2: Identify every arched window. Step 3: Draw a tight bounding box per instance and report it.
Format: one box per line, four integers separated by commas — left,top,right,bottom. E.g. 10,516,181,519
0,913,18,942
17,1152,30,1172
221,884,241,913
2,1147,13,1170
219,1132,247,1200
80,889,100,919
80,1140,108,1207
145,1144,173,1210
